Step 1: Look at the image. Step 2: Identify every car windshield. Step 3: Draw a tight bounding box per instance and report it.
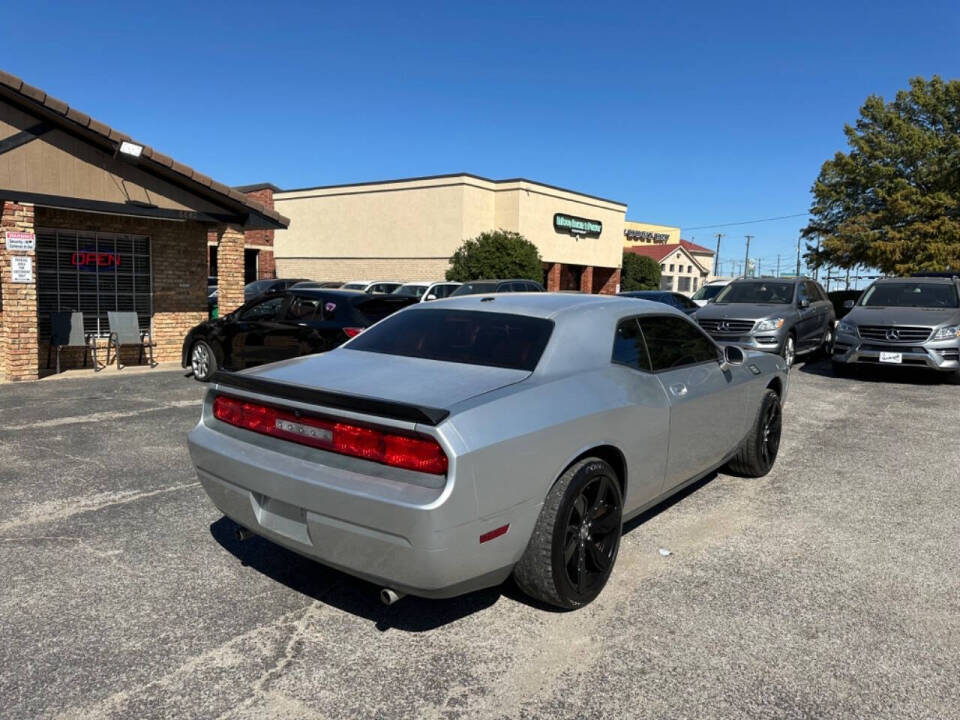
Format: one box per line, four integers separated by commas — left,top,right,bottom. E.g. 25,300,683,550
859,282,959,308
244,279,274,295
450,282,499,296
691,284,725,301
393,284,428,297
341,283,367,291
345,309,554,371
714,281,794,304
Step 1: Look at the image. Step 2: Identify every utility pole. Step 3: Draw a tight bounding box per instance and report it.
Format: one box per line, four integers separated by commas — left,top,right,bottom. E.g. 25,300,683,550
744,235,753,278
813,232,821,281
796,235,802,276
714,233,724,278
845,267,851,291
776,255,781,278
757,257,763,278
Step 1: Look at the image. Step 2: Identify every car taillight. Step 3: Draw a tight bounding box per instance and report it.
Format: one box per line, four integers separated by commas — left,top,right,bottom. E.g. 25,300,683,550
212,395,448,475
343,327,364,338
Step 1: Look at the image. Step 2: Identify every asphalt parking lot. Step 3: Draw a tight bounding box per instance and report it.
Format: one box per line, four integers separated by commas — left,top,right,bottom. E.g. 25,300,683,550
1,362,959,719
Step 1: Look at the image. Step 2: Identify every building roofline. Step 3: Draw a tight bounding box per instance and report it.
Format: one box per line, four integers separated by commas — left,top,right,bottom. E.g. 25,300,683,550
278,172,628,208
233,182,282,193
0,69,289,229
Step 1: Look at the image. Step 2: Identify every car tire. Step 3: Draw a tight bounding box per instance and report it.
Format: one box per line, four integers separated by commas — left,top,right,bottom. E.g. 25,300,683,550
725,389,782,478
190,339,219,382
513,457,623,610
819,326,835,358
781,333,796,367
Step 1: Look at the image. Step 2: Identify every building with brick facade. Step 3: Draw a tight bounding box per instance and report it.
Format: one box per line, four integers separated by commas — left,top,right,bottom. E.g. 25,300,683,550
207,182,280,284
0,70,289,382
272,174,628,294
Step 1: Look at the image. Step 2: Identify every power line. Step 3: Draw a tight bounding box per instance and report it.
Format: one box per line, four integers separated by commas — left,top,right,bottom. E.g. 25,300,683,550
684,212,809,231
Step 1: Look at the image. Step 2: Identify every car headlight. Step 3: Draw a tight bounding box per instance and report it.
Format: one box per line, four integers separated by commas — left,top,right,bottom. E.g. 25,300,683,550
754,317,785,332
836,320,859,336
931,325,960,341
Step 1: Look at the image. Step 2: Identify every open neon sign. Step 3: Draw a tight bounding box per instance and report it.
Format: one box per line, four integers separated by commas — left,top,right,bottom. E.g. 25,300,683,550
71,251,120,270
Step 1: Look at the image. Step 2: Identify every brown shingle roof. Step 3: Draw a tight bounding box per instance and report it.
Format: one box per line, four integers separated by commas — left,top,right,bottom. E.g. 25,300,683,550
0,69,289,229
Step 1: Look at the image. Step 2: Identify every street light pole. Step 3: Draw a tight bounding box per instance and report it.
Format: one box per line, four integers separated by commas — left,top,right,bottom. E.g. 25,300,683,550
744,235,753,278
796,235,802,276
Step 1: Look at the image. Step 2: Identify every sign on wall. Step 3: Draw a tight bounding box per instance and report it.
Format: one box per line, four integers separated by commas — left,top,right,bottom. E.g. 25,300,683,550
554,213,602,238
624,229,671,243
71,250,121,271
11,256,33,283
4,231,36,251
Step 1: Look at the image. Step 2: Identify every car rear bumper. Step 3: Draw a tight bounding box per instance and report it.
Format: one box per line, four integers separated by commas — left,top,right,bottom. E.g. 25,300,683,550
832,337,960,371
187,420,539,598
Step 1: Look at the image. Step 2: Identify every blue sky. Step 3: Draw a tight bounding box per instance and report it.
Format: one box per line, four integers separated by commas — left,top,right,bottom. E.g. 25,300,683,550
4,0,958,276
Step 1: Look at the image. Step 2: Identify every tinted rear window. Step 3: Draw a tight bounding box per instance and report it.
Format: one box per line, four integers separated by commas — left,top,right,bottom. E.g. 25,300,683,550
353,297,411,324
345,309,554,371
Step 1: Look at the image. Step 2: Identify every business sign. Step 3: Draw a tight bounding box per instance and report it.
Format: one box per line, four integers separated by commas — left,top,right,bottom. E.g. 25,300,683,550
554,213,602,238
4,231,35,251
72,250,121,271
624,229,671,243
11,256,33,283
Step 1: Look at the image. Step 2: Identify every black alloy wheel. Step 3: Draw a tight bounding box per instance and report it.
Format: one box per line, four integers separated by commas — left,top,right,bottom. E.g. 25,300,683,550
558,474,622,598
514,457,623,609
759,397,782,468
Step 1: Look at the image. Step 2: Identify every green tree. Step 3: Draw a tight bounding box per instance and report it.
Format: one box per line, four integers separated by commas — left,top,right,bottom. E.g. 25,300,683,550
620,252,662,291
446,230,543,282
803,76,960,275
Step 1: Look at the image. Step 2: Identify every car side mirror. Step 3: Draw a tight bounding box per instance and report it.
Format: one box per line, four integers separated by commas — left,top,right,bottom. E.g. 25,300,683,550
718,344,745,372
425,293,437,301
799,298,810,309
843,299,855,309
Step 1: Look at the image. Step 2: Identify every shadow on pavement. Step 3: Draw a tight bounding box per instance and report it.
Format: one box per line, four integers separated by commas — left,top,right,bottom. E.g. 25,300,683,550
210,468,722,626
798,358,959,385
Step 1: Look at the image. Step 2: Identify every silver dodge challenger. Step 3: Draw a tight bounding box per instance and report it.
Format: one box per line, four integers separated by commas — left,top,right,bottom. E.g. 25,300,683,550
188,293,788,609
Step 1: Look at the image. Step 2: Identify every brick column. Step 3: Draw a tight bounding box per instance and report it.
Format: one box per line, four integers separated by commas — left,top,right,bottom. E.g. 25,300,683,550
0,201,38,382
215,224,245,314
544,262,561,292
579,266,595,294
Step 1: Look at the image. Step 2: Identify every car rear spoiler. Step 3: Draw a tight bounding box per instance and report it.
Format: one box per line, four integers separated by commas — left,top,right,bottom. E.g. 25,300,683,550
209,371,450,426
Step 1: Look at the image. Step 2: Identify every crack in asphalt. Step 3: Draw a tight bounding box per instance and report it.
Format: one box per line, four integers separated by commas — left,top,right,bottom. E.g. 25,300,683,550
0,483,201,534
0,399,200,431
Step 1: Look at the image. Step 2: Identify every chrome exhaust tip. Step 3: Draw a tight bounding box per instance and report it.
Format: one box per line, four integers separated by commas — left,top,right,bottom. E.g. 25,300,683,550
380,588,405,606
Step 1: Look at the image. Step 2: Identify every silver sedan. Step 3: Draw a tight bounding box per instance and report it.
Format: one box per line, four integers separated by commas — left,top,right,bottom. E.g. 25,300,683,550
188,294,788,609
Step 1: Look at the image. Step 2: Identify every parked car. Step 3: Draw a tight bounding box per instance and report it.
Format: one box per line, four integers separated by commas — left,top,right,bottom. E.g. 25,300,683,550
619,290,698,315
182,288,416,382
828,290,863,320
832,275,960,377
244,278,310,303
694,277,835,366
292,281,343,289
449,279,545,296
341,280,404,294
188,294,788,608
690,278,733,307
393,281,462,301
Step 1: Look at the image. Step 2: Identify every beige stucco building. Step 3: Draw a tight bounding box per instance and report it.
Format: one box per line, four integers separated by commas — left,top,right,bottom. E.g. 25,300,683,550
273,174,628,293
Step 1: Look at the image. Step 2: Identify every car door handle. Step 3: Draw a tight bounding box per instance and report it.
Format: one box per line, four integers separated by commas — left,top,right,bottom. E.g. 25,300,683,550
669,383,688,397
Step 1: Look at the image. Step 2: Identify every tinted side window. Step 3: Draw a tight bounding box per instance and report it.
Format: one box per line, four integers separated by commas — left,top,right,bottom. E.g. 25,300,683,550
612,318,651,372
674,294,697,309
638,316,717,371
284,296,320,322
239,296,286,321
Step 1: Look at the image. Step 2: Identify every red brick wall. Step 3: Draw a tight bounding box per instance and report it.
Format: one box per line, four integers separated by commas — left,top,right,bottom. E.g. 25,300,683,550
593,267,620,295
207,186,276,280
31,207,209,373
0,201,39,381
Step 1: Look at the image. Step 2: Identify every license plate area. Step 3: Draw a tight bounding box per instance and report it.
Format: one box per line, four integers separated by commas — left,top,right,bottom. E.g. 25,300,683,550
253,493,311,545
879,352,903,364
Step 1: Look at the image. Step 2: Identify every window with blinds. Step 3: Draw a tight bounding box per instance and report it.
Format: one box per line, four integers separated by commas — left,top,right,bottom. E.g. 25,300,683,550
36,229,152,340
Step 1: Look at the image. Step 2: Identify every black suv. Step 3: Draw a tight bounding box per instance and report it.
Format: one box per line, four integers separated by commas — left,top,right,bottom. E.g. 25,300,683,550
182,288,415,381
